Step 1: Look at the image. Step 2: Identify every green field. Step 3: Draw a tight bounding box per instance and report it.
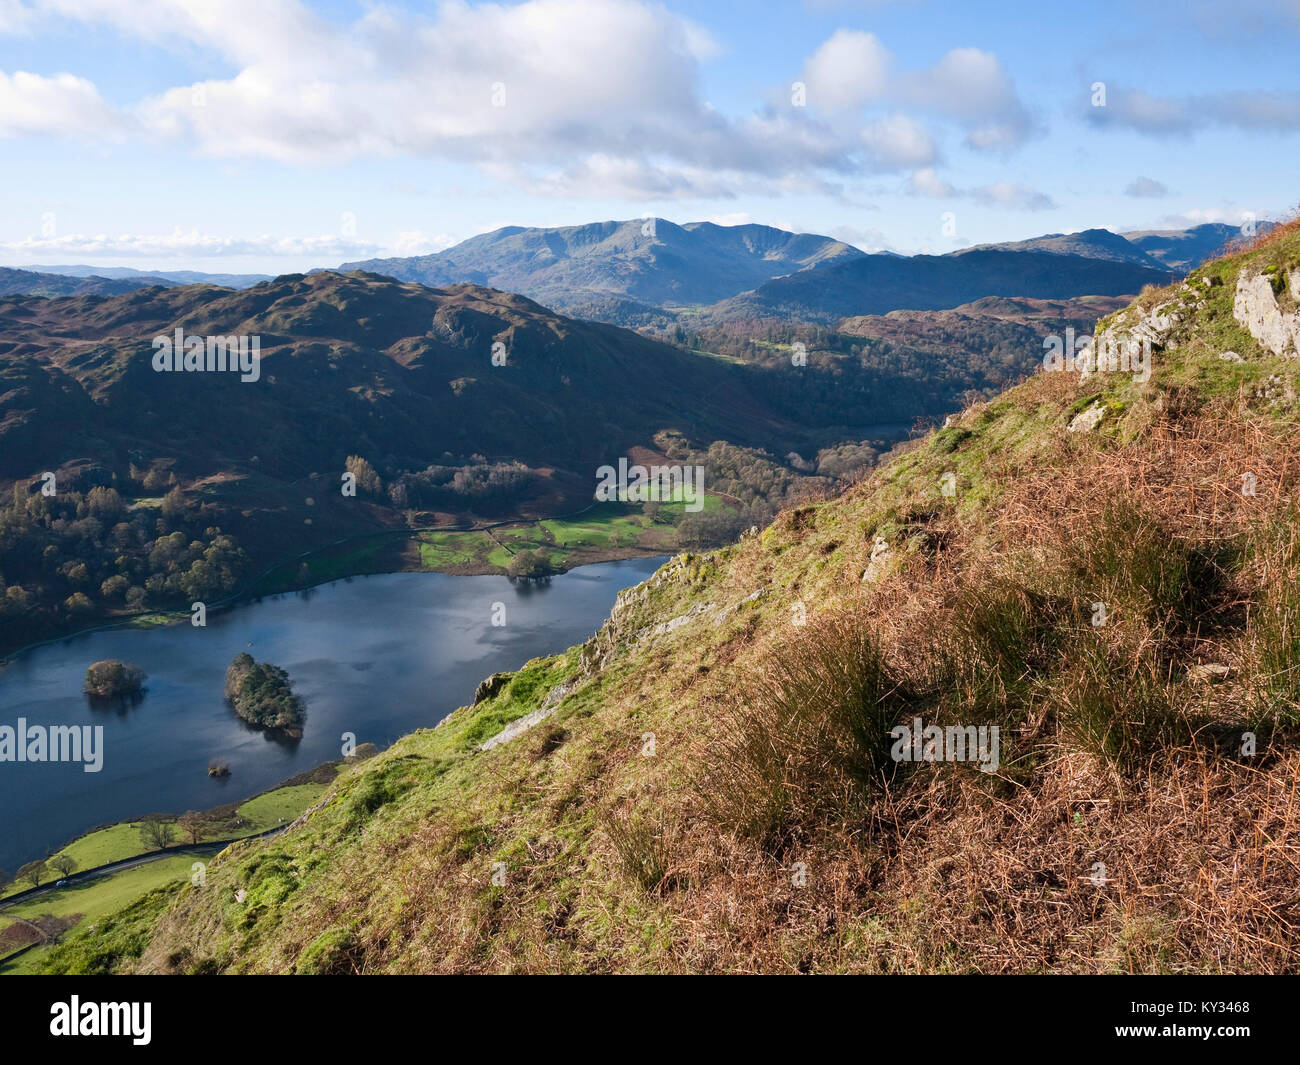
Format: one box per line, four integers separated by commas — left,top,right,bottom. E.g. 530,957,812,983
237,783,326,829
419,504,674,569
415,530,496,568
0,780,328,969
126,611,180,629
0,774,332,973
0,779,330,901
541,505,649,549
250,493,736,595
0,854,203,974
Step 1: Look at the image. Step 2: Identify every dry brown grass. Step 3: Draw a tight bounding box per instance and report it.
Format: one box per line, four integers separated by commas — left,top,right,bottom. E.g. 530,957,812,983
1241,210,1300,256
702,610,908,851
674,391,1300,972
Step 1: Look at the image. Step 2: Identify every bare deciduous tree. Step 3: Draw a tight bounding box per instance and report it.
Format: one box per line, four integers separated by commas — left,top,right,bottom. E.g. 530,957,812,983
17,860,48,889
48,854,77,879
139,817,176,852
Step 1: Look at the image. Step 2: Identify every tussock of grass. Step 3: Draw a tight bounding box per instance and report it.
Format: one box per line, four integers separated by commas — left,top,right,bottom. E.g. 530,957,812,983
603,809,676,894
1249,510,1300,726
705,611,906,849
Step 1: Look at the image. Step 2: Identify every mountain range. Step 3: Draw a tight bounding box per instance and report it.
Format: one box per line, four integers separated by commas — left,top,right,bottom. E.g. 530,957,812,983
340,218,865,311
18,265,272,288
704,240,1177,324
0,272,808,492
0,267,161,299
341,219,1256,324
4,220,1262,328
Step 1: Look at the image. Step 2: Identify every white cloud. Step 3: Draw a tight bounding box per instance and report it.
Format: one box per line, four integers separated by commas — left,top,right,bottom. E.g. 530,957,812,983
1086,87,1193,136
9,0,882,198
704,212,753,226
897,47,1038,150
1087,86,1300,136
860,113,937,168
796,35,1038,156
4,1,1041,200
801,29,891,111
1158,207,1269,228
906,167,955,197
1124,176,1169,198
0,70,129,139
969,182,1055,210
0,0,33,33
904,169,1054,210
826,223,895,253
486,155,746,201
0,226,437,260
389,230,458,257
1203,90,1300,130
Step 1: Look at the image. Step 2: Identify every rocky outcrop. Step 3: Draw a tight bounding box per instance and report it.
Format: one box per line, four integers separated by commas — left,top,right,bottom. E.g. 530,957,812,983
480,679,576,751
861,535,894,583
1086,302,1177,381
1233,269,1300,358
480,704,554,751
473,672,514,704
1068,401,1107,433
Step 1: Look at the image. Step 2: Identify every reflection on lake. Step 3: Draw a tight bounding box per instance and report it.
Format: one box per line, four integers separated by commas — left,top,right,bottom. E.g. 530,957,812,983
0,558,665,870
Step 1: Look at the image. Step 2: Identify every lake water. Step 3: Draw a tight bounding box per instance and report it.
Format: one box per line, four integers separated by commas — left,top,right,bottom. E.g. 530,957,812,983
0,557,664,871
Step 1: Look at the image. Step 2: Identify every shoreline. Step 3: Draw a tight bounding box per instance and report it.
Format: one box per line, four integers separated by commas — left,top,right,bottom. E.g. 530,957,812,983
0,532,672,668
0,552,671,872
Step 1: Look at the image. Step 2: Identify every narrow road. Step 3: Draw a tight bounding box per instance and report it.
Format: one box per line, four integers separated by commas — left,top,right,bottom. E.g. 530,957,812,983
0,825,288,911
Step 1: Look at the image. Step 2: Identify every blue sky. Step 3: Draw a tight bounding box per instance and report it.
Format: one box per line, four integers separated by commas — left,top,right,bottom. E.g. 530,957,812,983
1,0,1298,273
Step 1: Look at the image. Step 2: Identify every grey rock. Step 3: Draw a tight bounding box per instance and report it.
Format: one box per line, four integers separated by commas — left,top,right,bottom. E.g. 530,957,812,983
1233,269,1300,358
1068,401,1107,433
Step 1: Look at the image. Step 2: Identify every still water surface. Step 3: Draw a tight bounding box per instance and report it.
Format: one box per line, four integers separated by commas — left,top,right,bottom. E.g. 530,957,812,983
0,557,664,870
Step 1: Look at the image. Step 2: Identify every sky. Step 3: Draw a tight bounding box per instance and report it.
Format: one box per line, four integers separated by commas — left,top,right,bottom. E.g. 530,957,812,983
1,0,1298,274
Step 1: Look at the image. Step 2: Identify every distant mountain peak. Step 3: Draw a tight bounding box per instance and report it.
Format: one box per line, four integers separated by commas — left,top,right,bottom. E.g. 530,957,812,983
337,219,864,312
957,228,1167,269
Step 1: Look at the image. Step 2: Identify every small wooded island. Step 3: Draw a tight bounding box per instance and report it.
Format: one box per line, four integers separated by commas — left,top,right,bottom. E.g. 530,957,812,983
224,653,305,737
84,659,147,698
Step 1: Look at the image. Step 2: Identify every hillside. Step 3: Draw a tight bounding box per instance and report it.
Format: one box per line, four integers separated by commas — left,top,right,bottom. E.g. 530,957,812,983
659,296,1132,434
1125,221,1274,274
958,228,1168,268
0,271,799,486
336,221,1239,328
0,270,907,654
339,219,864,311
708,247,1176,323
0,266,165,298
22,265,270,289
836,294,1130,377
38,221,1300,975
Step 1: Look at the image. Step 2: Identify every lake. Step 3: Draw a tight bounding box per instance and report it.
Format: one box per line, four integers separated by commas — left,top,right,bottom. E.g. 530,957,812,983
0,557,665,871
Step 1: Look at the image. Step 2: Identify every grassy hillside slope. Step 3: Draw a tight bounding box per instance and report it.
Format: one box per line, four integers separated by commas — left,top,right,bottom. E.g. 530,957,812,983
706,247,1175,323
47,223,1300,974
